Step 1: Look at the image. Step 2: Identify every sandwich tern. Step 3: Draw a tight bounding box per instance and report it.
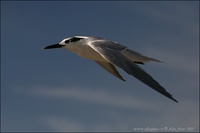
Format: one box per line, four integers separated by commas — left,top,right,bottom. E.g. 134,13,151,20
43,36,178,103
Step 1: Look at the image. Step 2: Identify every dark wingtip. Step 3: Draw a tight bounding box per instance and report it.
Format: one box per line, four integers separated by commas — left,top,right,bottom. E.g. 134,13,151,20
171,97,178,103
134,61,145,65
119,77,126,82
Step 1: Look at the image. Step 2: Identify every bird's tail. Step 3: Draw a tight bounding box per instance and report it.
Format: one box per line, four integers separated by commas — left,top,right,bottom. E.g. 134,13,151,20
122,48,164,63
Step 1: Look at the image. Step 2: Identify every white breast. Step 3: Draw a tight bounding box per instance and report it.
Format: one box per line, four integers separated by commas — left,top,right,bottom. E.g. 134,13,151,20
63,43,105,61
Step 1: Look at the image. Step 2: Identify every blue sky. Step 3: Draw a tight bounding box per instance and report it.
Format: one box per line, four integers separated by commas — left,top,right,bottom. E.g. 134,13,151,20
1,1,199,132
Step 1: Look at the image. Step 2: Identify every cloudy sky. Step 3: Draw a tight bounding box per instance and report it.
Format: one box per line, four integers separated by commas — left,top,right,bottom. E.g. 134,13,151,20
1,1,199,132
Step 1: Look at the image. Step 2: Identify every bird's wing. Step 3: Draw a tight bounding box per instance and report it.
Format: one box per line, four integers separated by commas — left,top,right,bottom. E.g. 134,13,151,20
88,40,178,103
95,61,125,81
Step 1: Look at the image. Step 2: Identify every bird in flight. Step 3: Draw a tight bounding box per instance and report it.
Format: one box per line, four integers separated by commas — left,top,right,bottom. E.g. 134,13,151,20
43,36,178,103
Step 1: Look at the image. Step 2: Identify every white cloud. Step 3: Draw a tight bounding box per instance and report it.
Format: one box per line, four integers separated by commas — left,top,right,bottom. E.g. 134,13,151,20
28,86,199,132
40,101,199,132
30,86,157,110
43,116,85,132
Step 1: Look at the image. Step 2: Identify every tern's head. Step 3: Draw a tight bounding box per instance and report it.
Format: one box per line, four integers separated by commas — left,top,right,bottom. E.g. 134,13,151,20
43,36,88,49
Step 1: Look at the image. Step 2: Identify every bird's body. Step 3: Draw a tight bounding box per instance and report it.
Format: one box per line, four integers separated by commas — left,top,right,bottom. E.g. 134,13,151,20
43,36,178,103
65,38,105,61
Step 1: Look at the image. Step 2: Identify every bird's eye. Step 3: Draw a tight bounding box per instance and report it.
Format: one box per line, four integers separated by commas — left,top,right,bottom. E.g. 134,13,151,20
64,40,70,43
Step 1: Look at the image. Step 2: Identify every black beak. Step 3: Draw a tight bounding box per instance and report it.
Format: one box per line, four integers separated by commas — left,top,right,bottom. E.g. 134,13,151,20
42,43,63,49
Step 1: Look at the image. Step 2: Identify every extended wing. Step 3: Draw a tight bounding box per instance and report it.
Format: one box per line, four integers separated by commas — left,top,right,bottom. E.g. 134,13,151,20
95,61,125,81
88,40,178,103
